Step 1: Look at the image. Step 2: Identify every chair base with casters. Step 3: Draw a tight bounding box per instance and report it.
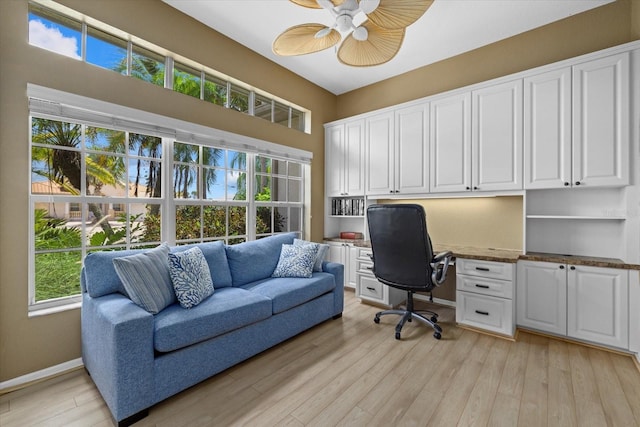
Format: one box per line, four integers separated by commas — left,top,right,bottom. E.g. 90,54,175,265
374,290,442,340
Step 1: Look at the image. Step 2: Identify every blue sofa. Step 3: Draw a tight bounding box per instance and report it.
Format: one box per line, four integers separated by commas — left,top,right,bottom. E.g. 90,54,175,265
81,233,344,426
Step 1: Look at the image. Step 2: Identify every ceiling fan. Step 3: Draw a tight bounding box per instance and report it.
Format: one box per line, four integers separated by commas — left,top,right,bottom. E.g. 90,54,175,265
273,0,434,67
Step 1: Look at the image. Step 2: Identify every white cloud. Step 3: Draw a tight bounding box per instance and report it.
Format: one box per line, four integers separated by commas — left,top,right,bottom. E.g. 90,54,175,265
29,19,81,60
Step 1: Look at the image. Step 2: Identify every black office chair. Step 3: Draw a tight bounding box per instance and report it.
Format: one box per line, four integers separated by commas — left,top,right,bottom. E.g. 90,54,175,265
367,204,453,340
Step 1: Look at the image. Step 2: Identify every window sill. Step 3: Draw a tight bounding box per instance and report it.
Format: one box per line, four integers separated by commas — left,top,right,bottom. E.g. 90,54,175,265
28,300,81,318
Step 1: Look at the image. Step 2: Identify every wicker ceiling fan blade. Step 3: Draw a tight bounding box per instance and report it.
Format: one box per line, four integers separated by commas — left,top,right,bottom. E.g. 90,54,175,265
366,0,433,30
337,21,405,67
273,24,341,56
289,0,345,9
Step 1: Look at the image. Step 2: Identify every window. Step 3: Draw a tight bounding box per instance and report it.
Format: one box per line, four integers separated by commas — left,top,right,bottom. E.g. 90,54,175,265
31,117,164,306
28,86,310,311
86,26,128,72
254,155,304,238
174,62,202,99
28,3,81,60
27,1,309,132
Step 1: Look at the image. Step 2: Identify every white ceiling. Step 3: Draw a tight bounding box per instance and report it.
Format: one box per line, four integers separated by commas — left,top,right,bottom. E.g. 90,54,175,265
163,0,614,95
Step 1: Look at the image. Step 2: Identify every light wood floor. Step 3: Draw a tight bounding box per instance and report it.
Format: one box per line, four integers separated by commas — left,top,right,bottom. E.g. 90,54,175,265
2,290,640,427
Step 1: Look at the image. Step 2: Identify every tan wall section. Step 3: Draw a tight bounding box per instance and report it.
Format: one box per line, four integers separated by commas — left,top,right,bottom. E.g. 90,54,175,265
337,0,635,119
379,197,523,251
0,0,336,381
633,0,640,39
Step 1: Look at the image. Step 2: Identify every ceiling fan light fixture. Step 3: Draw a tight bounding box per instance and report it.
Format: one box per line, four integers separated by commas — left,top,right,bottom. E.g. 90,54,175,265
315,26,333,38
352,26,368,41
336,14,353,32
358,0,380,14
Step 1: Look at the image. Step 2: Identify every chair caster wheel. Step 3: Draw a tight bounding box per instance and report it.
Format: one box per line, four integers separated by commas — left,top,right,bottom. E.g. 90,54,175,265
433,332,441,340
374,316,380,324
395,332,401,340
431,316,438,323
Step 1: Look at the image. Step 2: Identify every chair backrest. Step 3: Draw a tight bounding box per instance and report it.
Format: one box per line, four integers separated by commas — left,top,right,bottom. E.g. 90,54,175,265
367,204,436,291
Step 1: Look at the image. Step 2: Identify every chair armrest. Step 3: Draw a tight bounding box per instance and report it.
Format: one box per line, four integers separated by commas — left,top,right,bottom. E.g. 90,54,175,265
430,251,453,286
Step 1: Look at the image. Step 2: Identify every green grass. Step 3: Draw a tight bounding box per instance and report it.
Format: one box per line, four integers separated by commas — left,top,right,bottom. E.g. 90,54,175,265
35,251,82,301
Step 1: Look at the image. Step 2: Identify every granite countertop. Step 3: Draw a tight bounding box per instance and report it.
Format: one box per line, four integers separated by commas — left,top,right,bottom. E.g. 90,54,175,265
327,238,640,270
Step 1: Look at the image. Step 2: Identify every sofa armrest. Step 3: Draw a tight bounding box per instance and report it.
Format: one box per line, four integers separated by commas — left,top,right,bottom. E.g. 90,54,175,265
322,261,344,316
81,292,155,422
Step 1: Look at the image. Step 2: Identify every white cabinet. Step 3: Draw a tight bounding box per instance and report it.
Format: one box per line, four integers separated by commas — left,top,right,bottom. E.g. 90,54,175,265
325,120,365,197
430,92,471,193
572,52,629,187
366,104,429,196
524,52,629,189
517,260,629,349
524,67,572,189
326,241,358,289
516,260,567,335
355,247,405,306
430,80,522,194
456,259,516,337
472,79,523,191
567,265,628,349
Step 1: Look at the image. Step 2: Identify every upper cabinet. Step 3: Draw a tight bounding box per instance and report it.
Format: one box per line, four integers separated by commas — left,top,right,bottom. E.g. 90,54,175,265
366,104,430,196
430,92,471,193
572,52,629,187
430,80,522,193
325,119,365,197
524,52,629,189
472,79,523,192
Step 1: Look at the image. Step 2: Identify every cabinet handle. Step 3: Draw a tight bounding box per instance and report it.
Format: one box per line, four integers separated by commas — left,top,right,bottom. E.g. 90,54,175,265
559,265,565,269
570,266,576,271
466,186,471,190
366,287,376,291
475,267,490,272
366,266,373,270
475,310,490,316
564,182,570,186
475,284,490,289
575,181,581,186
473,186,479,190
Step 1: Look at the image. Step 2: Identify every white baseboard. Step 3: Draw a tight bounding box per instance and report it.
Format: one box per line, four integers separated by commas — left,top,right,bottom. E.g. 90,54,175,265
0,358,83,394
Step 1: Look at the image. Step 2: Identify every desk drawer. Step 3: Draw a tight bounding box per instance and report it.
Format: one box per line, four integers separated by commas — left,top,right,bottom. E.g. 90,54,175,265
356,247,372,261
456,291,514,336
456,274,513,299
358,275,384,302
356,259,374,275
457,258,515,281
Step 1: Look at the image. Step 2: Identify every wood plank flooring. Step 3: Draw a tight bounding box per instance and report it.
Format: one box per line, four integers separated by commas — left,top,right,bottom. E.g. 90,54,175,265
2,290,640,426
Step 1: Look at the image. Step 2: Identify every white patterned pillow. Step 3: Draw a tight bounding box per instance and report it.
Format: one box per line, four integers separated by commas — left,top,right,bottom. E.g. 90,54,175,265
272,244,318,278
168,246,214,309
293,238,329,272
112,243,175,314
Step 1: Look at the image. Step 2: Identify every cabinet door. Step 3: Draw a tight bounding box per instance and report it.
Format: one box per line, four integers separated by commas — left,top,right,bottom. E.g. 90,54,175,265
567,265,628,349
524,68,572,189
430,92,471,193
326,242,344,265
395,103,429,194
347,245,358,289
344,120,365,196
472,79,523,191
325,124,345,197
366,112,395,195
572,52,629,187
516,261,567,335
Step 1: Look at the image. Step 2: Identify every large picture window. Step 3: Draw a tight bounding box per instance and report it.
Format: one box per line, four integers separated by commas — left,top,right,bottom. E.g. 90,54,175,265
29,104,309,311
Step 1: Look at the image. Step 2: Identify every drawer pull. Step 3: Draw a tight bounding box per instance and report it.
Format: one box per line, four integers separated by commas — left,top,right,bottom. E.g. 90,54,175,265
475,267,490,272
475,284,490,289
475,310,490,316
366,266,373,270
366,287,376,292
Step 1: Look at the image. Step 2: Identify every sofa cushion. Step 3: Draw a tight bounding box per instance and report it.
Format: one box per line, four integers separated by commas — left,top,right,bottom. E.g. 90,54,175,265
171,240,232,288
112,243,176,314
84,248,148,297
241,272,336,314
168,247,214,309
226,233,296,286
153,287,272,352
293,239,329,272
272,244,317,278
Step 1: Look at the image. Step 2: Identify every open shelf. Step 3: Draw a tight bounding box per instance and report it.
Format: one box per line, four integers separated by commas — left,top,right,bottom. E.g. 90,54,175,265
526,215,626,220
